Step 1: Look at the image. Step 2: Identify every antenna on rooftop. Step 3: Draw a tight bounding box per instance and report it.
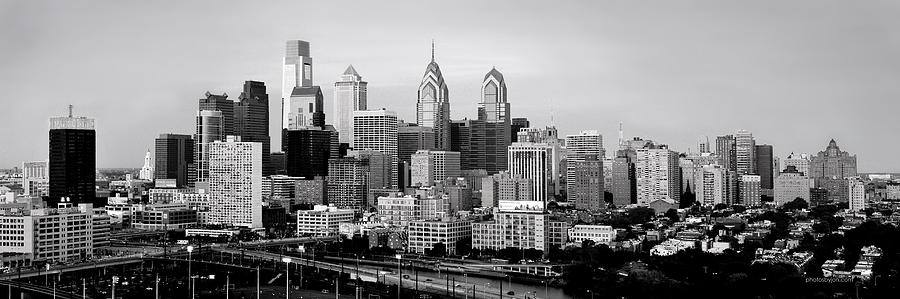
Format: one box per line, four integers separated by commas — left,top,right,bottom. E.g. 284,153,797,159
68,105,73,117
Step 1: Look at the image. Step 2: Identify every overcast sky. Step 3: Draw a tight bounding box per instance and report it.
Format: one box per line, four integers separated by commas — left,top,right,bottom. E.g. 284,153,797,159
1,0,898,172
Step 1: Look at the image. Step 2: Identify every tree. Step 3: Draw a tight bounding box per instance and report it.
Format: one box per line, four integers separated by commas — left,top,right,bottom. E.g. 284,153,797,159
627,207,655,224
664,208,680,222
455,237,472,257
428,242,447,257
680,183,696,208
783,198,808,210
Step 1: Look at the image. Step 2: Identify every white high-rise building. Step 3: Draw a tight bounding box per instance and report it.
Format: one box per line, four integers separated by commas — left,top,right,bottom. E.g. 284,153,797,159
139,150,154,181
565,130,604,200
508,142,554,205
416,47,451,150
195,110,224,182
694,164,726,206
207,137,262,228
353,109,399,187
635,148,680,205
774,166,810,206
735,130,756,175
333,65,367,144
848,178,866,212
410,150,461,187
282,40,313,110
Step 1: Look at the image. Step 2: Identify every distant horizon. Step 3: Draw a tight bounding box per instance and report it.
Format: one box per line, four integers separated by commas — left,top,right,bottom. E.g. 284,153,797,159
2,1,899,172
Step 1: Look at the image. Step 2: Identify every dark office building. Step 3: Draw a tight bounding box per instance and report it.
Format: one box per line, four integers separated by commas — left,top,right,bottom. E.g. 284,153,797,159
235,81,272,175
755,144,774,189
511,118,530,142
48,113,97,206
154,134,194,187
270,152,287,175
199,91,234,136
716,135,737,172
284,128,331,179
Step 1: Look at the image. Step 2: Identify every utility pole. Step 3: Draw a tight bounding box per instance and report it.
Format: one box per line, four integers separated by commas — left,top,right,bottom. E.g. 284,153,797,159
155,274,159,299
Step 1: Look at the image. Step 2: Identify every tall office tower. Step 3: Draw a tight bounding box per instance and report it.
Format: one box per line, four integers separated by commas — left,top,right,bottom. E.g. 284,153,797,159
398,122,435,164
198,92,234,136
755,144,774,189
22,161,49,197
283,128,331,178
333,65,367,145
450,119,472,167
324,124,340,158
510,118,530,142
809,139,858,179
283,86,325,131
740,174,762,206
635,147,680,205
48,108,96,206
508,142,553,205
734,130,756,174
571,154,604,211
207,137,262,228
138,150,154,180
472,68,511,174
327,157,369,211
282,40,313,102
848,178,866,212
516,126,564,195
195,110,224,182
410,150,461,187
155,134,195,188
693,164,725,206
715,135,736,172
565,130,604,201
416,48,451,150
698,136,711,154
234,81,271,175
353,109,399,187
774,166,810,206
348,150,392,192
611,156,634,207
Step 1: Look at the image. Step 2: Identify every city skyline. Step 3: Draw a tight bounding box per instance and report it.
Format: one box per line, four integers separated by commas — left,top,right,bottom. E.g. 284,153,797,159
2,1,900,171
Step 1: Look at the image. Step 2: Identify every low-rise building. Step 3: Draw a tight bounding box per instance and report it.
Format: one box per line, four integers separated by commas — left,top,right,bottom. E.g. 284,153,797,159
407,219,472,255
568,225,614,245
296,205,355,236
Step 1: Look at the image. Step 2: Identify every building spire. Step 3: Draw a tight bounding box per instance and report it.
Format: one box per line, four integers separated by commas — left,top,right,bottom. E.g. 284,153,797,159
68,105,73,117
431,39,435,62
618,122,624,146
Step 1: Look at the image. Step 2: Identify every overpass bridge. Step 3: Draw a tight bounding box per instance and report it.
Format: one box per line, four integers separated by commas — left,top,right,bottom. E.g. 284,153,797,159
0,280,86,299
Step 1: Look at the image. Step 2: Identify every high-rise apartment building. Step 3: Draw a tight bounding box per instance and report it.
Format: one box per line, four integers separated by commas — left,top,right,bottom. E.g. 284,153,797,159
774,166,810,206
694,164,725,207
735,130,756,175
194,110,224,182
715,135,736,172
353,109,399,187
207,137,262,228
327,157,370,211
740,174,761,206
571,154,604,211
408,219,472,255
848,178,866,212
417,50,451,150
508,143,554,205
565,130,604,200
333,65,367,145
411,150,461,187
635,148,680,205
48,110,96,206
155,134,194,187
234,81,271,175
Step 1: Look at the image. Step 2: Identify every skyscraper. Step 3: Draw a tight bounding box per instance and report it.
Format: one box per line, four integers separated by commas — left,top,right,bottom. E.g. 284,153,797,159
715,135,736,172
740,174,761,206
571,154,604,211
207,136,262,228
734,130,756,175
198,92,234,136
353,109,399,187
283,128,331,179
195,110,224,182
398,123,435,164
154,134,194,188
417,45,451,150
694,164,726,206
755,144,774,189
282,40,313,102
48,108,96,206
565,130,604,201
333,65,367,145
283,86,325,130
774,166,810,206
508,142,554,205
809,139,858,179
473,68,511,173
410,150,461,186
327,157,369,211
510,118,530,142
234,81,271,175
635,147,680,205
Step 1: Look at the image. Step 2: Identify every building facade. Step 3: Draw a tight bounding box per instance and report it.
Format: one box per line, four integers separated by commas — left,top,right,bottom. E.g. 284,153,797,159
207,137,262,228
333,65,367,145
155,134,194,188
417,53,451,151
353,109,399,187
48,112,96,206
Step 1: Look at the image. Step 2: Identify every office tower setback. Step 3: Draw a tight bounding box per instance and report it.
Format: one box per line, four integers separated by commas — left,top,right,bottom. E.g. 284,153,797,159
755,144,774,189
508,142,554,205
470,68,511,174
635,148,680,205
49,109,96,206
234,81,271,175
207,137,262,228
198,92,234,136
735,130,756,175
333,65,367,145
510,118,530,142
417,48,451,151
22,161,49,197
155,134,195,187
571,154,605,211
195,110,224,182
282,40,313,102
284,86,325,130
566,130,604,200
411,150,461,186
283,128,331,179
353,109,399,187
694,164,726,206
809,139,858,179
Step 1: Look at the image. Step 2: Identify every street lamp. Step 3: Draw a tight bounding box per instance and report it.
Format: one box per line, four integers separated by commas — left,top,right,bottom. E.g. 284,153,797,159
395,254,402,299
187,245,194,299
298,245,305,288
282,257,292,299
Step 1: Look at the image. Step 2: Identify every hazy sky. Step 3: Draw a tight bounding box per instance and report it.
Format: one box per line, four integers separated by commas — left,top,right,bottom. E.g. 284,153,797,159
2,0,899,172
